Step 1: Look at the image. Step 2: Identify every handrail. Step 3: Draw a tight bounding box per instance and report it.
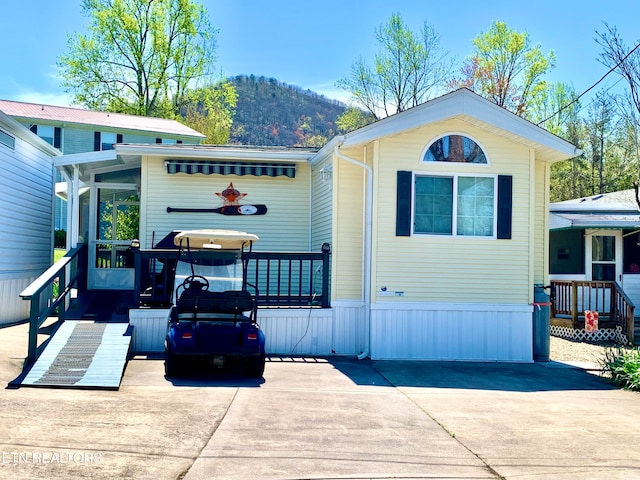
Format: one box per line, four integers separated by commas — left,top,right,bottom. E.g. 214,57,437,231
612,281,635,344
133,247,331,309
550,280,635,344
19,244,87,365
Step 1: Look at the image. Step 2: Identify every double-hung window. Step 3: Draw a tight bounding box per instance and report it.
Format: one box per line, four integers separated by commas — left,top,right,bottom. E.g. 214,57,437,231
414,174,496,237
396,134,512,239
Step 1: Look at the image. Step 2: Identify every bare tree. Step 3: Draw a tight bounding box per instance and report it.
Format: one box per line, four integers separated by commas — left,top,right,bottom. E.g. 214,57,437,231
337,13,454,120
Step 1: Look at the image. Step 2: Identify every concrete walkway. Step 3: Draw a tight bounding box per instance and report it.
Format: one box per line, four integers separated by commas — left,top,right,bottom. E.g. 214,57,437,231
1,322,640,480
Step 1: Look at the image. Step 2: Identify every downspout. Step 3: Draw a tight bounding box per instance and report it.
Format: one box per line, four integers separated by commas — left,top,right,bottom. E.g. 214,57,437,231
334,143,373,360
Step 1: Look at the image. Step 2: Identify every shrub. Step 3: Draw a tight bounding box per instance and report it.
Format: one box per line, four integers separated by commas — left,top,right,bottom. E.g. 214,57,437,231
602,347,640,391
54,229,66,248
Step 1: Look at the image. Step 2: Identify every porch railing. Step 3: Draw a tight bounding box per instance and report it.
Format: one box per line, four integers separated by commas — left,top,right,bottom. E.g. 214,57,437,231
133,248,331,309
19,244,87,365
550,280,635,343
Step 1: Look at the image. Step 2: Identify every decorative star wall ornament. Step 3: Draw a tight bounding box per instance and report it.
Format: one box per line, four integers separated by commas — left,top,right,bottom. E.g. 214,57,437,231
216,182,247,206
167,182,268,215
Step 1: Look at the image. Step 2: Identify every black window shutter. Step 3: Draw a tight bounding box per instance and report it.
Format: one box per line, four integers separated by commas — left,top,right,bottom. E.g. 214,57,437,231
116,133,123,144
156,138,162,144
497,175,513,239
94,131,101,151
30,125,37,134
396,170,412,236
54,127,61,149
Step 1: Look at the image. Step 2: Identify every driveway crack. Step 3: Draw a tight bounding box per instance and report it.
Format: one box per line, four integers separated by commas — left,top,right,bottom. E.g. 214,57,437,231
175,387,239,480
373,367,505,480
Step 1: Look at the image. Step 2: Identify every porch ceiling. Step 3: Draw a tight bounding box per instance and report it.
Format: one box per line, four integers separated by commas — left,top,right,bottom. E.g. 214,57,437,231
55,150,139,182
550,212,640,231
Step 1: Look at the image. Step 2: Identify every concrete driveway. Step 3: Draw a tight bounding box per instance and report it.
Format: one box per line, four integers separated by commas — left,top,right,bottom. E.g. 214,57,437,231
1,322,639,480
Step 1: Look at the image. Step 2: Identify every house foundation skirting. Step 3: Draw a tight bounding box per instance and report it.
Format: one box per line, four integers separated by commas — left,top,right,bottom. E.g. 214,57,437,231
550,324,627,344
369,302,534,362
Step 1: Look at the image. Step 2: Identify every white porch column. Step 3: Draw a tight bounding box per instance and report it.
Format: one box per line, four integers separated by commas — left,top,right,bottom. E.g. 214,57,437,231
65,165,81,249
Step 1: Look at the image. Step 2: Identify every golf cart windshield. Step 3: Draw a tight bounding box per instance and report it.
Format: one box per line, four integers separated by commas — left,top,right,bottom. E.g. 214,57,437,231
174,251,244,299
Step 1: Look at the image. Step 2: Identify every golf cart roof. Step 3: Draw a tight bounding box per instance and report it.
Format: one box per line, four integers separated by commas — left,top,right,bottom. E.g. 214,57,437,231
173,229,259,250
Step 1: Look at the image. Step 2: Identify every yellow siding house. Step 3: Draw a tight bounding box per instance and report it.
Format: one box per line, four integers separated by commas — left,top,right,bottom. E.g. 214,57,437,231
55,88,579,361
311,88,579,361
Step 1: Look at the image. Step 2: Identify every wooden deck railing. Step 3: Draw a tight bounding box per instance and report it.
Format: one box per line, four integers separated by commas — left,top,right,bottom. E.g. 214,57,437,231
133,247,331,309
550,280,635,343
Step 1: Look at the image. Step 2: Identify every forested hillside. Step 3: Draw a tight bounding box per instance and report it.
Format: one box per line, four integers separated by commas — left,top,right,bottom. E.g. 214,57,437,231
228,75,346,147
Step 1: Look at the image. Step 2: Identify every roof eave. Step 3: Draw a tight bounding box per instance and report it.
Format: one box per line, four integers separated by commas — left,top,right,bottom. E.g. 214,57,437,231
115,144,317,162
338,89,580,163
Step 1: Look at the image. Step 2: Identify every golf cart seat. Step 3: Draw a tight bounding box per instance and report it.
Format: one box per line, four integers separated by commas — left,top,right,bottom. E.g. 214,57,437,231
176,287,255,322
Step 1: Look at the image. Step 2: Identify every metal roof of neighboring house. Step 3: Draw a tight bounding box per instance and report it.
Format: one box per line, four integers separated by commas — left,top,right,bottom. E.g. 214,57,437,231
549,189,640,231
0,99,205,139
550,189,640,213
0,109,60,156
550,212,640,230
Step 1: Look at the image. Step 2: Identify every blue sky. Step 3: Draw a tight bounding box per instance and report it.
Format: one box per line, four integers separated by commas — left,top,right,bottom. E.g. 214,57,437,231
1,0,639,109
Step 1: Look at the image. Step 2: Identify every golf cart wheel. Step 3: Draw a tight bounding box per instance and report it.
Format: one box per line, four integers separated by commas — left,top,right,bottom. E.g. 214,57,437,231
245,353,265,377
164,346,183,377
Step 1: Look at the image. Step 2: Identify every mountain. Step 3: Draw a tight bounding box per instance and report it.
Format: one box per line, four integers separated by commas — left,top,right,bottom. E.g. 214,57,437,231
228,75,346,147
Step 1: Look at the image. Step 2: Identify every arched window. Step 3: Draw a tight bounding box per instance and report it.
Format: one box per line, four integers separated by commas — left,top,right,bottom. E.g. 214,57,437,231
423,135,487,164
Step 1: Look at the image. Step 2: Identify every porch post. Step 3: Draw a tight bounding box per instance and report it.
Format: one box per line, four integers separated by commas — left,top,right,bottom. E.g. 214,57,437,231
571,282,578,328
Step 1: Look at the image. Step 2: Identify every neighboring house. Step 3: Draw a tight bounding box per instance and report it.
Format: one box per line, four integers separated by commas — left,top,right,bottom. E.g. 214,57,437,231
549,189,640,342
57,88,579,361
0,100,205,235
0,109,59,325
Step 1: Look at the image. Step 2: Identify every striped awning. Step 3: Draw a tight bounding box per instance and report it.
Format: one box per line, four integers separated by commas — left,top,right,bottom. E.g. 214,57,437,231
165,160,296,178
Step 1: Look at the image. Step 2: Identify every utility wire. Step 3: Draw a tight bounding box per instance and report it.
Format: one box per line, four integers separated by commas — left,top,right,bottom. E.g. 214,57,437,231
537,41,640,126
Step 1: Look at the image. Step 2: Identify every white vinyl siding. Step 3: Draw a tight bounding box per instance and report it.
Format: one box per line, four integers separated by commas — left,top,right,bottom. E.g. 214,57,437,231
141,156,311,252
0,116,55,323
369,119,532,305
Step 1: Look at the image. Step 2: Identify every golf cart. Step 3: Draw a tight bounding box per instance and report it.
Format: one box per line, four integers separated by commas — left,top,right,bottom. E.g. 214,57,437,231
164,229,266,377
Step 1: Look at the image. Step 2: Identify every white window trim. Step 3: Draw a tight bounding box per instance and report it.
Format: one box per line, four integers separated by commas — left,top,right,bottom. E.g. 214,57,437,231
411,172,498,239
420,131,491,167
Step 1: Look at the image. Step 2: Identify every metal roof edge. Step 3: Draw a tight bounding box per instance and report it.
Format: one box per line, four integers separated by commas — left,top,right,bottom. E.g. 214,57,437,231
0,109,60,156
114,143,317,162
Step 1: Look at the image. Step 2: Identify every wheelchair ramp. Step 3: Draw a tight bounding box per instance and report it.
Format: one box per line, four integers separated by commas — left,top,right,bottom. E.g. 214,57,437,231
21,321,132,390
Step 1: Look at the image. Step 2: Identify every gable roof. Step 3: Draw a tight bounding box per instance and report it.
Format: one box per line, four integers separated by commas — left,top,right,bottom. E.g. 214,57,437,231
315,88,580,164
0,99,205,139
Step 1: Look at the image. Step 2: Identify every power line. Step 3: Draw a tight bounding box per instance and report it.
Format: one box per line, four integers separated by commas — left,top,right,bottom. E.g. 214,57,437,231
537,41,640,126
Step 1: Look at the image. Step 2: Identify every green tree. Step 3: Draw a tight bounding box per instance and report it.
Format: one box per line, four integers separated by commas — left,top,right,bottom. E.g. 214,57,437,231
59,0,218,118
452,21,555,117
183,79,238,144
336,106,376,134
336,13,453,119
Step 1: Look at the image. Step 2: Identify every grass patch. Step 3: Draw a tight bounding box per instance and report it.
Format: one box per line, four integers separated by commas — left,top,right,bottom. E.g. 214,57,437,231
54,248,67,263
602,347,640,391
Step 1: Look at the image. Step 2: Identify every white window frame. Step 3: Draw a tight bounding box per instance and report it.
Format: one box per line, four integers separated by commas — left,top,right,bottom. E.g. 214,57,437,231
421,132,491,166
412,172,498,238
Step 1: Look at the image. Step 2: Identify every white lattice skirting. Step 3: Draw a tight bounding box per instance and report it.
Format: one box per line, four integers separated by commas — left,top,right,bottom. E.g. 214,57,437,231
551,324,628,344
